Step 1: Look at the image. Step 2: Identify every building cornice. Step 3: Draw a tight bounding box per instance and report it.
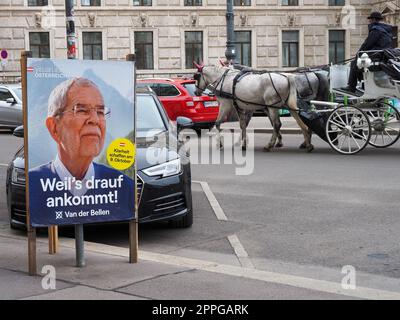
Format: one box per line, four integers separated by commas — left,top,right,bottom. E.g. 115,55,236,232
3,6,373,12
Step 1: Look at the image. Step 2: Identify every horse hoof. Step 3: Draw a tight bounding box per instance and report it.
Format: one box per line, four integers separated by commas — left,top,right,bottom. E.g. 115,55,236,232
306,145,314,153
263,146,272,152
275,142,283,148
242,145,247,151
299,143,307,149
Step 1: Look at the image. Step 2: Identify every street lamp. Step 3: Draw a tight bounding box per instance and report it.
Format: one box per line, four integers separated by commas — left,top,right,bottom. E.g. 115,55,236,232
65,0,76,59
65,0,84,267
225,0,236,64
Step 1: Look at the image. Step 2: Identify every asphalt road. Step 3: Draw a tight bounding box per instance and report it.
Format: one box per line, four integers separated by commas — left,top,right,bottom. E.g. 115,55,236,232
192,133,400,279
1,129,400,284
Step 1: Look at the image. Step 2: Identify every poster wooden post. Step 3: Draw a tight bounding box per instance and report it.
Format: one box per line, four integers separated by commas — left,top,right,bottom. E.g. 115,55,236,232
21,51,37,276
126,53,138,263
48,226,58,254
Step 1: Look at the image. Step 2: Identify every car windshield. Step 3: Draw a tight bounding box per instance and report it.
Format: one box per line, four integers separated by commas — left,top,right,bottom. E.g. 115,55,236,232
137,95,167,138
14,87,22,101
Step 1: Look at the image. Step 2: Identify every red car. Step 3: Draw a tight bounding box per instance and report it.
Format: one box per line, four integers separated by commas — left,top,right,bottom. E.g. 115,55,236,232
137,78,219,131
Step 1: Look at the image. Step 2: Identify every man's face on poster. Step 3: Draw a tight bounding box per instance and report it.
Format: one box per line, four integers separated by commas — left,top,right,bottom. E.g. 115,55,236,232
50,84,106,161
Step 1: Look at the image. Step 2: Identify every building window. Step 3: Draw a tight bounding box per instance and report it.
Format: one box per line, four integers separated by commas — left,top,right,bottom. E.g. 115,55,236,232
135,32,154,70
282,30,299,67
81,0,101,5
329,30,345,64
234,0,251,5
185,31,203,69
133,0,152,5
235,31,251,66
29,32,50,58
28,0,48,5
82,32,102,60
282,0,298,5
184,0,202,5
329,0,345,5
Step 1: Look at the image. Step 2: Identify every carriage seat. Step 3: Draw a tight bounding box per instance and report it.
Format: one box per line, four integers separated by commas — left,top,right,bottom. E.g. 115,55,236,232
373,71,395,89
364,49,400,75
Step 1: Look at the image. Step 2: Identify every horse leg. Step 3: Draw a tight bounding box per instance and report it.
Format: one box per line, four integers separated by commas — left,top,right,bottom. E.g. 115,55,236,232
299,131,313,149
264,109,283,148
214,121,224,150
282,73,313,152
213,99,233,150
290,110,314,153
238,111,249,151
264,108,281,152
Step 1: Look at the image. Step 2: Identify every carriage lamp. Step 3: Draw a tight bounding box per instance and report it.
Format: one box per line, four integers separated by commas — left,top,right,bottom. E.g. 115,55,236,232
357,53,372,71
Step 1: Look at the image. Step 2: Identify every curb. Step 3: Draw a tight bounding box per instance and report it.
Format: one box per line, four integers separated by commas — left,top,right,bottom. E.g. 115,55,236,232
2,230,400,300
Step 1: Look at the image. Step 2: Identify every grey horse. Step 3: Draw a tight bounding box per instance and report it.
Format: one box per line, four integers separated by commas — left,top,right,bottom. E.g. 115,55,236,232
195,63,330,152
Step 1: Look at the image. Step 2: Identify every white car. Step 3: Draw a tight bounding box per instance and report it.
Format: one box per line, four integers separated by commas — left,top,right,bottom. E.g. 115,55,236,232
0,84,23,130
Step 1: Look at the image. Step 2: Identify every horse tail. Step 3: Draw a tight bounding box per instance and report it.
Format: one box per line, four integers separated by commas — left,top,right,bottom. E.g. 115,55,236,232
315,72,330,101
214,98,236,128
286,74,298,110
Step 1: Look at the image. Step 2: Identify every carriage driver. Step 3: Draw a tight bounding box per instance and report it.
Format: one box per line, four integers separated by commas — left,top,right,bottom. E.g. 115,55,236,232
342,11,394,94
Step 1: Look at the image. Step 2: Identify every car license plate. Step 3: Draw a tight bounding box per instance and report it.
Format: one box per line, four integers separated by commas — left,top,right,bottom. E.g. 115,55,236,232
204,101,219,108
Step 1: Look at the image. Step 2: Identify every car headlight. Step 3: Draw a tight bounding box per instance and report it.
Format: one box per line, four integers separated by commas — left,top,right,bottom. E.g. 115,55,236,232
11,167,25,185
143,159,181,178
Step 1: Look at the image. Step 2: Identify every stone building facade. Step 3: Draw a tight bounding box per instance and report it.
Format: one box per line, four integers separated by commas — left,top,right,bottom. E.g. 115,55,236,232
0,0,398,82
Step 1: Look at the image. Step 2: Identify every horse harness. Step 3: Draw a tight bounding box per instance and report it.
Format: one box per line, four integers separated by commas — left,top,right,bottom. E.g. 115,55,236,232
199,68,314,112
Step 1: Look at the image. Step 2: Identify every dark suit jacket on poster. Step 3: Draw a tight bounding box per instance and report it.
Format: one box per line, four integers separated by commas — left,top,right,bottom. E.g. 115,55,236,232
29,161,135,227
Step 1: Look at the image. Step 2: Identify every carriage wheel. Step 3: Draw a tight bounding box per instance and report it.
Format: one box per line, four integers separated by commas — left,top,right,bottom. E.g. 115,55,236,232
365,101,400,148
326,105,371,155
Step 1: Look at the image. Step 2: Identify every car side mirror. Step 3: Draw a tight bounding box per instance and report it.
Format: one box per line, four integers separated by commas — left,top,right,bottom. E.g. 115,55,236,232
13,125,24,138
6,97,16,105
176,116,193,132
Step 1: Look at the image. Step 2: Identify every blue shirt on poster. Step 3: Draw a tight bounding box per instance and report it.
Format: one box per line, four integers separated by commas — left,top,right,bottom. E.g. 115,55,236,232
29,161,135,227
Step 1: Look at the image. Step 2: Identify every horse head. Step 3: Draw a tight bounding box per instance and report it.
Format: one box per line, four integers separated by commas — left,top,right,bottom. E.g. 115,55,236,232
193,61,207,96
193,61,204,73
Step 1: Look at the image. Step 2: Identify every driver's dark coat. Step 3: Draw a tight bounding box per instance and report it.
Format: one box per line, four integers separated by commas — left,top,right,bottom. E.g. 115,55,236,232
359,23,393,52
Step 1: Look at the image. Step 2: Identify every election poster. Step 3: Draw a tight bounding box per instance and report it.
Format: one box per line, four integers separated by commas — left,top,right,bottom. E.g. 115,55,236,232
26,58,136,227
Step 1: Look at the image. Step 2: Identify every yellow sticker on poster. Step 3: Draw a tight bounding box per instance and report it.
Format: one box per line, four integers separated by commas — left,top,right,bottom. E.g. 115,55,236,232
107,138,135,170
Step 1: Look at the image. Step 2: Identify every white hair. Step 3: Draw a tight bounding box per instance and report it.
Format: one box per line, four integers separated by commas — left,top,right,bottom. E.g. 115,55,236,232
47,77,101,117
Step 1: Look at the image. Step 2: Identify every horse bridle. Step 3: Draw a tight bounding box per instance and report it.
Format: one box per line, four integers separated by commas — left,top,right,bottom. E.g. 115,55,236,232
193,72,207,94
194,68,230,96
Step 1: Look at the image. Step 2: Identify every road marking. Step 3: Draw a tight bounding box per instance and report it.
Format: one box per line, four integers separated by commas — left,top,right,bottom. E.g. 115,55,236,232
227,234,255,269
2,230,400,300
79,240,400,300
140,252,400,300
192,180,228,221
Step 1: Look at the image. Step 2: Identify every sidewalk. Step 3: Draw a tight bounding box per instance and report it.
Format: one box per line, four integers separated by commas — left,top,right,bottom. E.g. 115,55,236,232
221,117,302,134
2,224,400,300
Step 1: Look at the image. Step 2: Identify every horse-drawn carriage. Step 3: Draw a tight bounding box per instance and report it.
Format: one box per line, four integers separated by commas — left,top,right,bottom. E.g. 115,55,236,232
305,48,400,154
194,48,400,155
